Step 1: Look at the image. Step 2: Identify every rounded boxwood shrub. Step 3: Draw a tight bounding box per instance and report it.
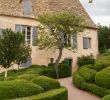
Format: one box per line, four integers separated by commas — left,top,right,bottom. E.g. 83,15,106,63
101,94,110,100
95,66,110,89
78,67,97,83
0,80,44,99
13,87,68,100
94,55,110,71
58,63,71,78
77,55,95,67
31,76,60,91
16,73,39,81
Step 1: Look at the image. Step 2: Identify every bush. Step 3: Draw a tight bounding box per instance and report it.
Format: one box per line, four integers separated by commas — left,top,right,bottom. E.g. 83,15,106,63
58,63,71,78
95,66,110,89
13,87,68,100
101,94,110,100
31,76,60,91
0,80,44,99
78,67,97,83
43,68,57,78
94,55,110,71
77,55,95,67
73,72,110,97
16,73,39,81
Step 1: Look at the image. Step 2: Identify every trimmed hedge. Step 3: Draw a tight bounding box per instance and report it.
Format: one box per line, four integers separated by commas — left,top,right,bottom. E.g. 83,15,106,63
0,80,44,99
95,66,110,89
16,73,39,81
101,94,110,100
73,72,110,97
58,63,71,78
78,67,97,83
31,76,60,91
13,87,68,100
77,55,95,67
94,55,110,71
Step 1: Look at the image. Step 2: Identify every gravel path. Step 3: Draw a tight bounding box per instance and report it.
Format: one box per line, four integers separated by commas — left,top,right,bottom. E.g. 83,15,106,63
58,77,100,100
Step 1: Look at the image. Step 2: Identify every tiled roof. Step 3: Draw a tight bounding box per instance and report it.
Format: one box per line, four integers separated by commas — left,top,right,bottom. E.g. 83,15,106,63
0,0,97,28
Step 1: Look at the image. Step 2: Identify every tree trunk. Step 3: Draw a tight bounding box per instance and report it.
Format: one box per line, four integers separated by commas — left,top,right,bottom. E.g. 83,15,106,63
54,48,63,79
5,68,8,78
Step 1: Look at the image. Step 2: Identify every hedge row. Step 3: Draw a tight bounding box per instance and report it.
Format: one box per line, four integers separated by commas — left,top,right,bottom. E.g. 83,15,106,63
0,80,44,99
78,67,97,83
13,87,68,100
73,72,110,97
95,66,110,89
31,76,61,91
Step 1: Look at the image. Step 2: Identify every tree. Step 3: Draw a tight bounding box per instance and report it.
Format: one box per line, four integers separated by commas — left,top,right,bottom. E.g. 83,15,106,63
98,25,110,53
0,29,31,77
37,12,85,78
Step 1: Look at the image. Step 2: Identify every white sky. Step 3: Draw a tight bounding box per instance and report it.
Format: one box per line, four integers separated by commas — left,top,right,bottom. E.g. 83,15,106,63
80,0,110,26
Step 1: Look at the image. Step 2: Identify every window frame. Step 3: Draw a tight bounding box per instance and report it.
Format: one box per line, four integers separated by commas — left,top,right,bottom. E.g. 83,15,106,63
83,37,92,49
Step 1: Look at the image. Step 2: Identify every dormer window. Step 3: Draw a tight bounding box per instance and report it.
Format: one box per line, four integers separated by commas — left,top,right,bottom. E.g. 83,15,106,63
22,0,32,15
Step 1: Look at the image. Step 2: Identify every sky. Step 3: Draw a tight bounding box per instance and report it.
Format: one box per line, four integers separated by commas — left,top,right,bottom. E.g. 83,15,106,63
80,0,110,26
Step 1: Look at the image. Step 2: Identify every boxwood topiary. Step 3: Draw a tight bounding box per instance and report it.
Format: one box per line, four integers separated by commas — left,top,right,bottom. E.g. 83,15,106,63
101,94,110,100
95,66,110,89
0,80,44,99
78,67,97,83
31,76,60,91
13,87,68,100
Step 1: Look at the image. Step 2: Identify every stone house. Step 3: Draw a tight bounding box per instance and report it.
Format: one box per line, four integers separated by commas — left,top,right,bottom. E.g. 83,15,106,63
0,0,98,72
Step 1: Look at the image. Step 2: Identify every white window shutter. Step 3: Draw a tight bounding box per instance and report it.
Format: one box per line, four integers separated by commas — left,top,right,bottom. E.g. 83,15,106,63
72,33,77,49
32,26,38,46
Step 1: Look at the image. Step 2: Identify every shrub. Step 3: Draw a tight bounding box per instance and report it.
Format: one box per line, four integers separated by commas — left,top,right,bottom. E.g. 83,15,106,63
95,66,110,89
94,55,110,71
72,72,85,88
101,94,110,100
77,55,95,67
73,72,110,97
0,80,44,99
58,63,71,78
78,67,97,83
13,87,68,100
43,68,57,78
31,76,60,91
16,74,39,81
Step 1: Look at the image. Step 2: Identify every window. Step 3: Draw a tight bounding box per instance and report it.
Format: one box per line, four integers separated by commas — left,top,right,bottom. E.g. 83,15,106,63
0,28,4,35
83,37,91,49
50,58,54,63
72,33,77,49
15,24,38,45
22,0,32,15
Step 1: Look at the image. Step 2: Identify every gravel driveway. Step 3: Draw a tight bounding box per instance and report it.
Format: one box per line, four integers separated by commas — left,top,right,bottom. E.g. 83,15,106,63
58,77,100,100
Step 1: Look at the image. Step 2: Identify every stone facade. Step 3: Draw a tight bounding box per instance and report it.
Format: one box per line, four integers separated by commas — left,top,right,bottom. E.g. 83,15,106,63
0,0,98,72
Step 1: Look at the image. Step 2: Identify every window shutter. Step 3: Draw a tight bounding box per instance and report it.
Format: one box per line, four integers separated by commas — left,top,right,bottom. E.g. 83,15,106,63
15,24,21,32
72,33,77,49
32,26,38,46
83,37,88,49
23,0,32,15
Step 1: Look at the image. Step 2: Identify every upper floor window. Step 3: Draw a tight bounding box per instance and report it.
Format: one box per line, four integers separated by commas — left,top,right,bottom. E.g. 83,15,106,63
22,0,32,15
83,37,91,49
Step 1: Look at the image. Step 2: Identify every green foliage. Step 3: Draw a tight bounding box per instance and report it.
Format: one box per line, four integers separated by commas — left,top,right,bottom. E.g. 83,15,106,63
95,66,110,89
16,74,39,81
58,63,71,78
94,55,110,71
0,80,44,99
73,72,110,97
13,87,68,100
101,94,110,100
77,55,95,67
98,25,110,53
0,29,31,77
31,76,60,91
78,67,97,83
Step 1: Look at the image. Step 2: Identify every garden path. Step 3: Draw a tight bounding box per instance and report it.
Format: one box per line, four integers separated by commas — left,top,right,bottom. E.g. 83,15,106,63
58,77,100,100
